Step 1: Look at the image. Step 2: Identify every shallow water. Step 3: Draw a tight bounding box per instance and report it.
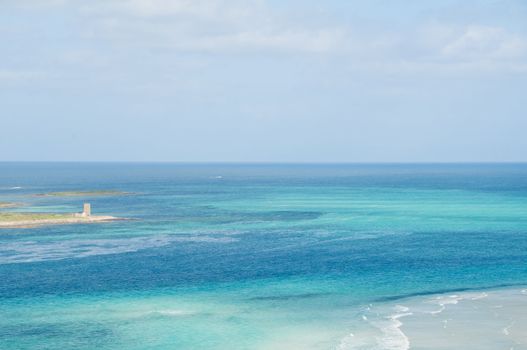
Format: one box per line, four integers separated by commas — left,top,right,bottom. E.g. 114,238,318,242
1,163,527,349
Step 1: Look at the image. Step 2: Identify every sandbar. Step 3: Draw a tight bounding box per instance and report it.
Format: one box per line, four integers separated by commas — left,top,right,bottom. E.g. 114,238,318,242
0,212,120,228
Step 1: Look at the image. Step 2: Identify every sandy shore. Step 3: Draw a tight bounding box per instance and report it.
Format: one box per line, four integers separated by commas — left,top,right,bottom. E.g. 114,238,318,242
0,214,120,228
340,287,527,350
399,288,527,350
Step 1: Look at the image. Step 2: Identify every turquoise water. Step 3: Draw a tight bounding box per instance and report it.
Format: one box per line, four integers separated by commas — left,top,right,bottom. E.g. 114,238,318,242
1,163,527,349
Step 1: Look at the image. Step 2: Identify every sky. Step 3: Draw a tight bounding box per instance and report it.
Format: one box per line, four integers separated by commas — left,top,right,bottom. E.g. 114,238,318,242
1,0,526,162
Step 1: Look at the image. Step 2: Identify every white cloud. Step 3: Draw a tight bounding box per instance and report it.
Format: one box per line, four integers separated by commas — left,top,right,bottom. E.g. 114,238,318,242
441,25,527,60
83,0,258,22
6,1,527,73
83,2,526,67
77,0,347,54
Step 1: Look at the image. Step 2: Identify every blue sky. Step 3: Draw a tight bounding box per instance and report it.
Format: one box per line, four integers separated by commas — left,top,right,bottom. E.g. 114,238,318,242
1,0,526,162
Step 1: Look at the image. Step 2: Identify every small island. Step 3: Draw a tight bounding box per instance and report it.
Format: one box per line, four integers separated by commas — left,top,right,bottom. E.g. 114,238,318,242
0,202,21,209
0,203,120,229
34,190,130,197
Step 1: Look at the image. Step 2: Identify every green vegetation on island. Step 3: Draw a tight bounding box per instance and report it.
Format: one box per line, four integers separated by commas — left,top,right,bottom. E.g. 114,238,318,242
0,196,123,228
0,212,74,221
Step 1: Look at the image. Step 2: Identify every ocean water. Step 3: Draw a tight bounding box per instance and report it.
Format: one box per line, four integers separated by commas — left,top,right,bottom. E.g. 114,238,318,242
1,163,527,349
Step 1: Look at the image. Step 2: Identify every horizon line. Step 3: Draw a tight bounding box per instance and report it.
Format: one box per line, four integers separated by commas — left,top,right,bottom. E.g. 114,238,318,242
1,160,527,165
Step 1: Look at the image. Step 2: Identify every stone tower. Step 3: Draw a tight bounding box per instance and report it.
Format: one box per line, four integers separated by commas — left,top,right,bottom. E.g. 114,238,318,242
83,203,91,217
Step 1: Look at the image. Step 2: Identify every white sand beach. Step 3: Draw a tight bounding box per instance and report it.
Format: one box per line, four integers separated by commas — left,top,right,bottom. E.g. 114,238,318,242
341,288,527,350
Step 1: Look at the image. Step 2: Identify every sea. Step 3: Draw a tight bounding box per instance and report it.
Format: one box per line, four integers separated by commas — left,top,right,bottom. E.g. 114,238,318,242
0,162,526,349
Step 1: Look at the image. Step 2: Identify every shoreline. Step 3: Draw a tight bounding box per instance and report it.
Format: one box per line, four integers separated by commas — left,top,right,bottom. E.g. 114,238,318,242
0,215,121,229
373,282,527,303
341,286,527,350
